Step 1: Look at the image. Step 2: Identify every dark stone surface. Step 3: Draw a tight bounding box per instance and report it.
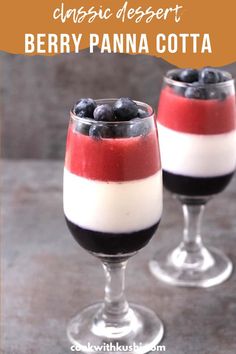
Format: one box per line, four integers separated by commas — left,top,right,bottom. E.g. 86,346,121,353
1,51,236,160
2,160,236,353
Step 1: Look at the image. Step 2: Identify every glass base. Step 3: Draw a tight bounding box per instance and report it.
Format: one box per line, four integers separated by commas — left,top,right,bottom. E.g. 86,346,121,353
149,245,233,288
67,303,164,354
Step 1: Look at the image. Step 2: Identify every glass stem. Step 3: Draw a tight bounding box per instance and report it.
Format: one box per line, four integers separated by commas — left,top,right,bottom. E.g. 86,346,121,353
101,259,129,322
181,203,205,253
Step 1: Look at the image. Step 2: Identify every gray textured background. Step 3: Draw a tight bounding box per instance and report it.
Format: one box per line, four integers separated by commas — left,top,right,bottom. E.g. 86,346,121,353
1,50,236,159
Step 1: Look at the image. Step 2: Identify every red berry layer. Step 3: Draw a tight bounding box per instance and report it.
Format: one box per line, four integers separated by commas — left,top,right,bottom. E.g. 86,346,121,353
158,87,236,134
65,126,161,182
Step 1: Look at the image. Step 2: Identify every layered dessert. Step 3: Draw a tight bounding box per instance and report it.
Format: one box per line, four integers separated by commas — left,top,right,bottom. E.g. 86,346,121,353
64,98,162,254
157,67,236,196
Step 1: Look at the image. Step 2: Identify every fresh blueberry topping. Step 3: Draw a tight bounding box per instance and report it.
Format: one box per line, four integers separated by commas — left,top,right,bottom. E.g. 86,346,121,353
93,104,115,121
75,122,90,136
137,108,149,118
89,125,99,139
180,69,199,83
113,97,138,121
129,119,150,137
74,98,97,118
168,70,181,81
113,124,128,138
166,68,233,100
199,68,221,84
89,125,115,139
185,84,207,99
207,88,221,100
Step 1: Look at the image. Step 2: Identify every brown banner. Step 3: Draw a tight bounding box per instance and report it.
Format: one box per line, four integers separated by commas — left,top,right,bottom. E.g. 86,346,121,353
0,0,235,67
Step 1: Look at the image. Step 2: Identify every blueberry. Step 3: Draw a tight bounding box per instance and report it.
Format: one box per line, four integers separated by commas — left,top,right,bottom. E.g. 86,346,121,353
137,108,149,118
89,125,115,139
167,70,181,81
169,73,180,81
113,124,128,138
167,70,188,97
74,98,97,118
129,119,150,137
185,84,207,99
93,104,115,121
113,98,138,121
180,69,199,83
75,122,90,136
199,68,221,84
207,88,220,100
89,125,100,139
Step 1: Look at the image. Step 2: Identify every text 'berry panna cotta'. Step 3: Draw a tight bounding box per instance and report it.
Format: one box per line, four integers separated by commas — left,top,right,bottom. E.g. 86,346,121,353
63,98,162,255
157,67,236,196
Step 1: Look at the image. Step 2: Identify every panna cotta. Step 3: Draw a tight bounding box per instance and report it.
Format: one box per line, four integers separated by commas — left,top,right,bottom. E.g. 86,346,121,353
157,67,236,196
64,98,162,254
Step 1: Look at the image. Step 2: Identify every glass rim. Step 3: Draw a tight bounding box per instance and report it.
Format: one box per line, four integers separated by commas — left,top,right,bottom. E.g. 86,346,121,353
164,69,235,88
70,98,154,125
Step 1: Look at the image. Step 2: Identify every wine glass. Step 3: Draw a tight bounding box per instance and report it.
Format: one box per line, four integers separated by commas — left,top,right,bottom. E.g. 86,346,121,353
150,68,236,287
64,99,163,353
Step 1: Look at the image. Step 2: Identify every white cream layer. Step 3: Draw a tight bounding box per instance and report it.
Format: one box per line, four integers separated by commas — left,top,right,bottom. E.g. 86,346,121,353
157,123,236,177
63,168,162,233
